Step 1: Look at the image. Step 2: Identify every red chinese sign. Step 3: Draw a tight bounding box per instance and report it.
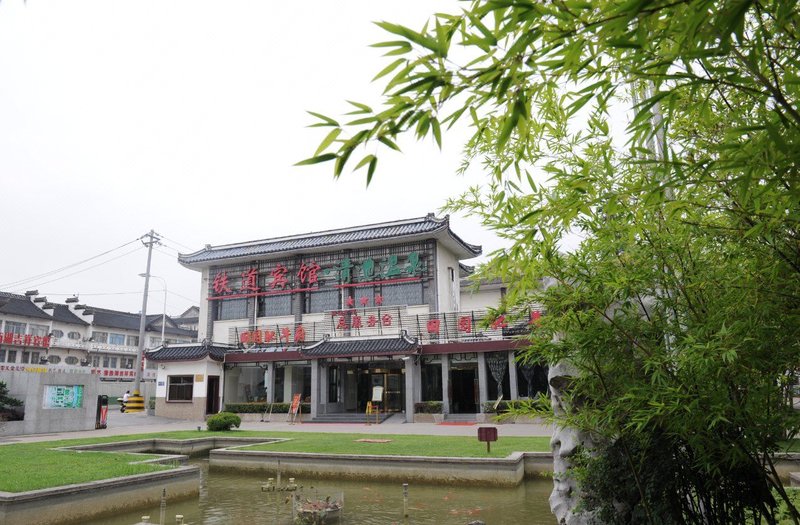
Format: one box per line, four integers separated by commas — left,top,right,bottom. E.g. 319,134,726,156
240,327,306,346
1,333,51,348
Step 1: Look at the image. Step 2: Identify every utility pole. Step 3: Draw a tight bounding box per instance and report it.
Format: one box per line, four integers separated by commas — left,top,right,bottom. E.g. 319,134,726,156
128,230,161,413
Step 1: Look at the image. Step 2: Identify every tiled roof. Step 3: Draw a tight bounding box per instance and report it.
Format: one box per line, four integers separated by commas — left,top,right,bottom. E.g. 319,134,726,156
51,304,89,325
301,334,419,358
87,308,195,337
178,214,481,266
146,342,232,362
0,292,53,321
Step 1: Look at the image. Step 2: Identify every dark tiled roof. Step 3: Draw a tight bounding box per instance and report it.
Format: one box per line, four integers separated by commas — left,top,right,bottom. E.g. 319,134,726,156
146,342,232,362
178,214,481,266
0,292,53,321
301,334,419,358
88,308,195,337
51,304,89,325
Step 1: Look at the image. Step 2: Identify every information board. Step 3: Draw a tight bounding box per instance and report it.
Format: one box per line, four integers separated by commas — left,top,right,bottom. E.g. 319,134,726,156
43,385,84,409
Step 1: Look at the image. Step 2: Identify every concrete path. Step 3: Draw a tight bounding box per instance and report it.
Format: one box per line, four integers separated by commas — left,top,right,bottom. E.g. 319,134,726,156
1,411,554,444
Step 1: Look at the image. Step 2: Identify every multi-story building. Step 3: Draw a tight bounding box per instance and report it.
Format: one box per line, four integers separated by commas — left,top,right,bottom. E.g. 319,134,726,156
149,214,548,421
0,291,196,382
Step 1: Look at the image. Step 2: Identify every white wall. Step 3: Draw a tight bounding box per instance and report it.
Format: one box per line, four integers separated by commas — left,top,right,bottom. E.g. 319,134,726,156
460,287,503,312
154,359,222,400
198,267,210,341
435,244,461,312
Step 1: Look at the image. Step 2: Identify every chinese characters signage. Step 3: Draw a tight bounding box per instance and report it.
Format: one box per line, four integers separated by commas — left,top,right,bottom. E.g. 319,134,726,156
0,333,51,348
43,385,83,409
210,248,427,300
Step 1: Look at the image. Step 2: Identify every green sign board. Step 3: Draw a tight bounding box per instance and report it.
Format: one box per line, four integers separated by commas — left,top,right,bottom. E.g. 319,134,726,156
43,385,84,409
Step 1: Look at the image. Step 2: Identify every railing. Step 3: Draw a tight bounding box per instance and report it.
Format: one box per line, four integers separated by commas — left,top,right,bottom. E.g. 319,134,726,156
228,307,542,348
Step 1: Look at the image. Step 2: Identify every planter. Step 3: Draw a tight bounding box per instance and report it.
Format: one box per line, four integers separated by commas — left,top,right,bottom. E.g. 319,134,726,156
413,413,445,423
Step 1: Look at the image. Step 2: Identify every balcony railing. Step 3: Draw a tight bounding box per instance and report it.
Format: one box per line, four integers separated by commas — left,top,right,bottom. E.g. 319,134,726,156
229,307,541,348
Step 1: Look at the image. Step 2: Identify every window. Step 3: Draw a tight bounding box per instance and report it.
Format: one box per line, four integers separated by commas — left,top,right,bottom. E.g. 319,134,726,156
109,333,126,345
91,355,100,367
5,321,25,335
65,356,79,365
92,332,108,343
381,282,423,307
28,324,49,337
67,331,81,340
102,356,118,368
307,289,340,313
257,294,291,317
167,375,194,401
127,335,139,347
149,336,162,346
52,329,64,339
48,355,61,365
0,350,5,362
217,298,248,320
21,351,40,364
6,350,16,363
121,357,134,369
327,366,339,403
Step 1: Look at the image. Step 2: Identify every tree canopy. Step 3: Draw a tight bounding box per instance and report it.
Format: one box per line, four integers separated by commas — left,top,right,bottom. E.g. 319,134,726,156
303,1,800,522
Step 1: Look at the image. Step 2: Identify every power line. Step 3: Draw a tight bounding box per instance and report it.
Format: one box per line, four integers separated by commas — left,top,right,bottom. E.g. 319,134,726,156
167,289,199,304
43,290,144,297
0,237,143,289
160,234,196,252
15,246,145,291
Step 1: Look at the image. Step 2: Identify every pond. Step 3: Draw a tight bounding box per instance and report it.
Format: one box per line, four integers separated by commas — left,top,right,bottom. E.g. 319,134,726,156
81,460,556,525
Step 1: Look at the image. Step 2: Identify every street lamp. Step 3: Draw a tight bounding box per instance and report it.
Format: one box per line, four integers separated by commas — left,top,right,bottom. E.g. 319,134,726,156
139,273,167,346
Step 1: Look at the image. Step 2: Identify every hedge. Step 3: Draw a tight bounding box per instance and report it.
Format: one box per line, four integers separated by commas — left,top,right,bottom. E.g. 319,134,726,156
414,401,443,414
224,402,310,414
207,412,241,431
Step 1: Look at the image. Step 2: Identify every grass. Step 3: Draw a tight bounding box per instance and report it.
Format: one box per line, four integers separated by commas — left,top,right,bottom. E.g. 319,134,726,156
0,430,550,492
238,431,551,457
0,444,168,492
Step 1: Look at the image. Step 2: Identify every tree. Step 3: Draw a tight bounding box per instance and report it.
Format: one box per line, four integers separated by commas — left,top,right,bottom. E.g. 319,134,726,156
0,380,22,422
302,1,800,522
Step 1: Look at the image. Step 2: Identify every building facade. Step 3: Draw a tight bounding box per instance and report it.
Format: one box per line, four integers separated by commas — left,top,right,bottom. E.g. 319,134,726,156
0,291,196,382
152,214,547,422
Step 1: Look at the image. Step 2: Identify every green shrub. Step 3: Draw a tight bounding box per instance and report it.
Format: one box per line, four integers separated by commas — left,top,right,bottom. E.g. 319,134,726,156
224,402,310,414
414,401,443,413
206,412,241,431
482,400,528,413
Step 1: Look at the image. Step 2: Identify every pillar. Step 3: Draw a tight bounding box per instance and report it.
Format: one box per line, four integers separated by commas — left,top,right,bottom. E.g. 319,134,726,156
477,352,489,413
441,354,450,415
310,360,320,419
508,351,519,400
265,362,275,403
404,357,416,423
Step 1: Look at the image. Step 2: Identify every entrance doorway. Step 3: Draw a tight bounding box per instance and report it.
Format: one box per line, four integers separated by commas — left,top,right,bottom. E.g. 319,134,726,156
450,365,478,413
206,376,220,415
355,364,405,413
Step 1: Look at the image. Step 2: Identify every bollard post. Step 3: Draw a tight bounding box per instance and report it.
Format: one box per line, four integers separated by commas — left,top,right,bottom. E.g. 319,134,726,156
141,517,150,524
403,482,409,518
159,488,166,525
175,515,184,525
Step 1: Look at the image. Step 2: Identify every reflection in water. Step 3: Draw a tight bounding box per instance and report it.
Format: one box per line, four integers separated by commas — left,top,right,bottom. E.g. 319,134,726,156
81,460,555,525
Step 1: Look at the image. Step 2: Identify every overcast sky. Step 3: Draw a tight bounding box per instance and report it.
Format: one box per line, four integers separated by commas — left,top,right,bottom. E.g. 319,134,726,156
0,1,508,317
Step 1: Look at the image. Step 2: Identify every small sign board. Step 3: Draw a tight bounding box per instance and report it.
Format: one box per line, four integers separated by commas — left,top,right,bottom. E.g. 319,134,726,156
195,374,204,382
477,426,498,453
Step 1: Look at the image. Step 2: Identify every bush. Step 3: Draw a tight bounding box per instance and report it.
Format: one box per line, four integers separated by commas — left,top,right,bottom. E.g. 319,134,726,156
414,401,443,414
206,412,241,431
482,400,529,413
224,402,310,414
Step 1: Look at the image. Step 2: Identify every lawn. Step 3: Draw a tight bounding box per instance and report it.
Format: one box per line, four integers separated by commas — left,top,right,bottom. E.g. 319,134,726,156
0,430,550,492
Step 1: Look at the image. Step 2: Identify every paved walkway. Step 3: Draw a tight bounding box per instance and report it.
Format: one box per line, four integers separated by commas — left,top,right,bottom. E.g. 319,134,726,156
1,411,553,444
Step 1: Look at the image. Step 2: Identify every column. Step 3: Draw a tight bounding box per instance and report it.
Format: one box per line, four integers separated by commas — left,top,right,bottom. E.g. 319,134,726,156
265,362,275,403
508,351,519,400
310,360,320,419
404,358,416,423
440,354,450,415
319,362,329,413
477,353,489,413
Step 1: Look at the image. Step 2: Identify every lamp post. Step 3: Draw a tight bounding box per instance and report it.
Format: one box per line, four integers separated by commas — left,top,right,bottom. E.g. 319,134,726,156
139,273,167,346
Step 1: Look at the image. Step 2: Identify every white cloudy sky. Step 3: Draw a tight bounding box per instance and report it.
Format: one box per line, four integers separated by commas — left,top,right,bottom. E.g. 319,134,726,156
0,0,506,316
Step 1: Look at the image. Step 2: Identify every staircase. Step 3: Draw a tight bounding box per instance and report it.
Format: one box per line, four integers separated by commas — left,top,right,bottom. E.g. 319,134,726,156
443,413,478,423
310,412,393,424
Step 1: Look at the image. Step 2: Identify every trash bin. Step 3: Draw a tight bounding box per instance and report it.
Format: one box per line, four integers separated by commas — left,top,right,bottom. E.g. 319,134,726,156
96,395,108,429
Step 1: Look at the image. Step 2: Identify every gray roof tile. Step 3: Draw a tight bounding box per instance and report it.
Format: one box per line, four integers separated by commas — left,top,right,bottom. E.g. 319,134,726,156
301,334,419,358
179,214,481,266
0,292,53,321
146,342,232,362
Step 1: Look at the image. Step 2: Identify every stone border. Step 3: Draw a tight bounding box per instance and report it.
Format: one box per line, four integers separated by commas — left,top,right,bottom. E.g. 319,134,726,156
0,437,283,525
210,442,555,486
